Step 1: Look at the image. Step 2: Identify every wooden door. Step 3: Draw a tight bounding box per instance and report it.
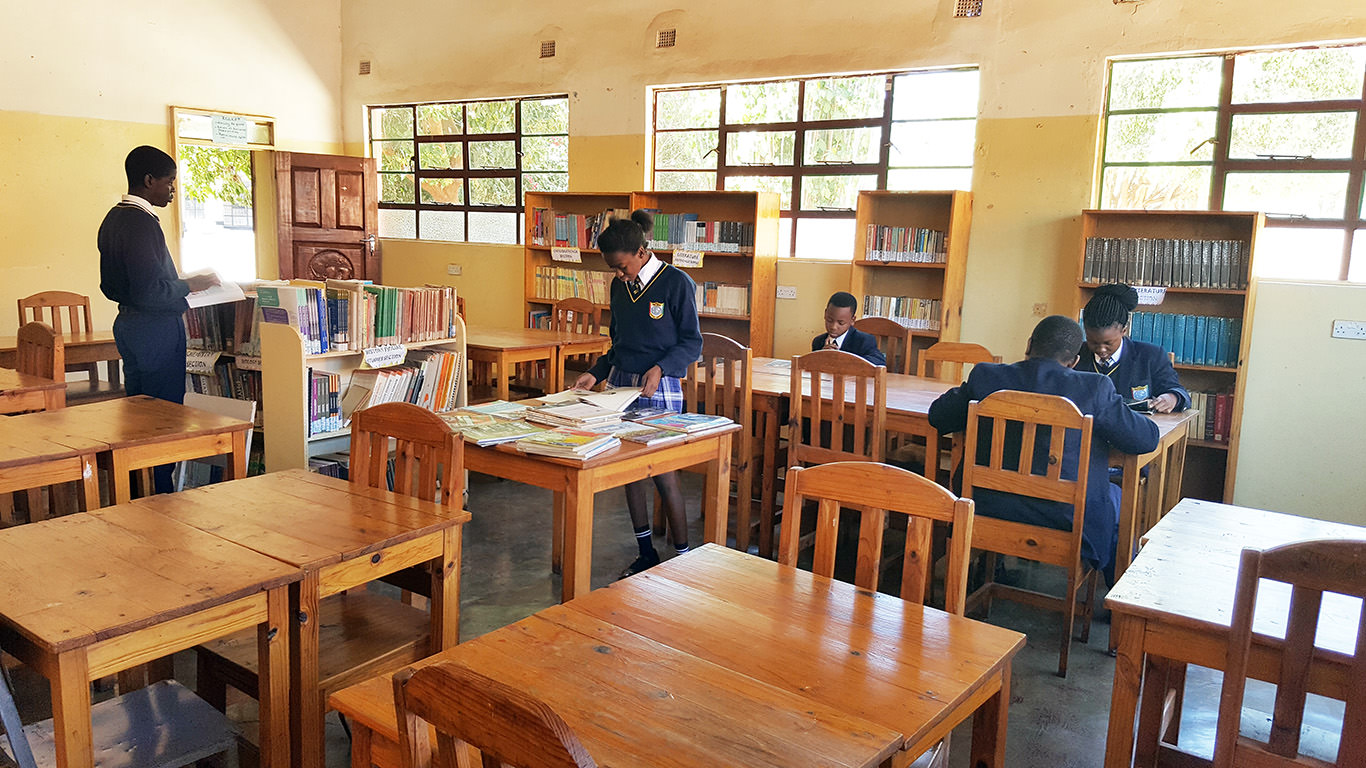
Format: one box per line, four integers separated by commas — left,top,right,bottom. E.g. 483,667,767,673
275,152,380,281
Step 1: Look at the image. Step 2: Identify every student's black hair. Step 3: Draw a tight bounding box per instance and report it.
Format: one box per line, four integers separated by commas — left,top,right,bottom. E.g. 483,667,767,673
124,146,176,190
597,209,655,256
1082,283,1139,331
1028,315,1085,363
826,291,859,313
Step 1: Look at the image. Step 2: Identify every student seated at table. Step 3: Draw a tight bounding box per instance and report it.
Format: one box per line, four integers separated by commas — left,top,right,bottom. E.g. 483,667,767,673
811,292,886,366
1074,283,1189,413
927,315,1159,582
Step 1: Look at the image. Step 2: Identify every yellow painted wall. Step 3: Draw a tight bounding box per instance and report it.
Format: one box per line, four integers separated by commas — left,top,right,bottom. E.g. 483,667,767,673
378,241,526,331
773,261,854,361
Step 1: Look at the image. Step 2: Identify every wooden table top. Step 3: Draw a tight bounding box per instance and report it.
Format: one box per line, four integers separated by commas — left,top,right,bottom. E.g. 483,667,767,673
0,426,103,469
134,470,470,570
0,505,299,654
0,330,117,352
1106,498,1366,655
465,327,607,350
469,422,740,468
3,395,251,449
0,368,66,395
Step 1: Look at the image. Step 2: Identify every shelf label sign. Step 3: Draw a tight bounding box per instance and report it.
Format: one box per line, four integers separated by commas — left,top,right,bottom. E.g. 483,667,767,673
673,250,704,268
1135,286,1167,306
186,349,221,375
236,354,263,371
550,247,582,263
211,115,251,144
361,344,407,369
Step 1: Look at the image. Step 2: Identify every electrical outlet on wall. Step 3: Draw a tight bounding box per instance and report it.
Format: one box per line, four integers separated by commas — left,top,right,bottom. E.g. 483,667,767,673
1331,319,1366,340
447,264,462,276
776,285,798,300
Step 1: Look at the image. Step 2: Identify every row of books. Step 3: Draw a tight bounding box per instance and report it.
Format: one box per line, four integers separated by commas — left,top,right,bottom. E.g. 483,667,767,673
258,280,460,354
1188,391,1234,444
528,207,630,249
339,350,466,421
641,211,755,254
1126,311,1241,368
185,361,262,415
308,369,343,436
532,266,612,304
863,224,948,263
861,295,943,331
696,282,750,317
1082,237,1249,290
185,298,261,355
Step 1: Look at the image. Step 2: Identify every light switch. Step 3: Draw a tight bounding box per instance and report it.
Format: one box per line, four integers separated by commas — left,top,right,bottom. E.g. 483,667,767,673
447,264,462,276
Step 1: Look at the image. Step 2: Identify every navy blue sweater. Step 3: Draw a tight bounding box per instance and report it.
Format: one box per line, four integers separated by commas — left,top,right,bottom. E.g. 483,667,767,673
98,203,190,314
1074,338,1190,411
587,263,702,381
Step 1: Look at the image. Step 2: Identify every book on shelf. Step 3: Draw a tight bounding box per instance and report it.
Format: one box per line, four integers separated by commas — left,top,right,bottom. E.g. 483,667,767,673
1125,311,1241,367
307,368,343,436
860,295,942,331
585,420,687,446
529,207,630,248
637,209,755,254
257,280,460,353
1082,237,1249,290
695,282,750,317
1186,391,1234,445
639,412,733,434
532,266,612,304
515,428,621,459
863,224,947,263
185,297,261,355
461,419,547,447
185,359,262,414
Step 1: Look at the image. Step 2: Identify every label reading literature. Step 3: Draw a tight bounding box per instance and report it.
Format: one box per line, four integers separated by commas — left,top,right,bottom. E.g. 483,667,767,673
1135,286,1167,306
236,355,263,371
550,247,582,263
211,115,251,144
361,344,407,369
672,250,704,268
185,349,221,375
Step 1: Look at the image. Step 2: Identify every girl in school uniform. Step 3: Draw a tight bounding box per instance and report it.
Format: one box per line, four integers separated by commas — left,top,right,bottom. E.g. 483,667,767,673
574,210,703,577
1075,283,1190,413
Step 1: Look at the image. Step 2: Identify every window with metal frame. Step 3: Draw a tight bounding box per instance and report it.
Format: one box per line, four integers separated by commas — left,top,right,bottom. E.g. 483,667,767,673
651,68,979,260
1100,44,1366,282
368,95,569,244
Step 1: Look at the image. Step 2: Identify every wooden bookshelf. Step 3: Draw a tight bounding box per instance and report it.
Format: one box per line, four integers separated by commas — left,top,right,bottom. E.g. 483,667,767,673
1074,209,1265,503
524,192,632,327
849,191,973,370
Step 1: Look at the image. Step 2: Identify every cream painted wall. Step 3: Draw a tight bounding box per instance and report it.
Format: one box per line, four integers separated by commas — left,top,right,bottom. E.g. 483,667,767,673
378,240,525,331
1233,281,1366,525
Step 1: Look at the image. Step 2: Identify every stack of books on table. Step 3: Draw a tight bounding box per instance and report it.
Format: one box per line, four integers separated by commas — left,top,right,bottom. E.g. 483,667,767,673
630,411,734,434
460,400,532,420
516,428,621,460
525,401,624,429
459,419,547,447
586,420,688,447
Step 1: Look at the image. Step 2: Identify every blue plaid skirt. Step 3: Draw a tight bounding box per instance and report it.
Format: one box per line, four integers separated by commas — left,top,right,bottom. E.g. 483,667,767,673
607,367,684,414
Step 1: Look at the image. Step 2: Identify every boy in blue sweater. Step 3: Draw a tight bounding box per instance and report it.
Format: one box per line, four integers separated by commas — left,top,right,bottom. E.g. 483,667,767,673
574,210,703,577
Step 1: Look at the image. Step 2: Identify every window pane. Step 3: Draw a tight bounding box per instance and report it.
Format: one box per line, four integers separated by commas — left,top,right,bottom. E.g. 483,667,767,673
380,173,415,204
469,140,516,169
419,210,465,241
724,175,793,210
379,209,416,239
726,130,795,165
1223,172,1350,219
1100,165,1211,210
466,101,515,133
176,113,213,141
656,89,720,129
521,98,568,135
417,104,462,135
523,173,568,194
1233,46,1366,104
468,211,518,244
887,167,973,191
469,177,516,206
371,107,414,139
1104,112,1218,162
794,217,857,260
892,70,980,120
777,218,793,258
800,174,877,211
804,128,881,165
420,177,464,205
1253,226,1346,280
655,130,718,169
805,75,885,121
418,142,463,170
654,171,716,191
1108,57,1222,110
179,146,256,282
725,81,799,124
1351,231,1366,282
1228,112,1357,160
890,121,975,167
375,140,413,172
522,135,568,172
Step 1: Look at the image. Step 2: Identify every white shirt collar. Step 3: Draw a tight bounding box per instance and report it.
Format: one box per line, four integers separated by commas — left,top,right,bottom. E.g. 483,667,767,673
634,253,663,286
119,194,160,220
828,329,850,348
1095,336,1124,365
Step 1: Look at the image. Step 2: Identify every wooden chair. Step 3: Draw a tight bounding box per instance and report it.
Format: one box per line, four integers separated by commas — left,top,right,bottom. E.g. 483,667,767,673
15,322,64,390
788,349,887,466
961,390,1097,678
1211,539,1366,768
855,316,914,375
917,341,1001,382
552,297,601,381
394,661,597,768
17,291,98,384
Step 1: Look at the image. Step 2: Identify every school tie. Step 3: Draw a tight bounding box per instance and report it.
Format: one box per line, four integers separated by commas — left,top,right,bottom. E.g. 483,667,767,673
1101,356,1114,368
825,336,839,350
629,278,642,296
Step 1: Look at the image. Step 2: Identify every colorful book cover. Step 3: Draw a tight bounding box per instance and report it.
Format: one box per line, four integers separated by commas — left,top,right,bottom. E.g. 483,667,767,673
641,412,732,433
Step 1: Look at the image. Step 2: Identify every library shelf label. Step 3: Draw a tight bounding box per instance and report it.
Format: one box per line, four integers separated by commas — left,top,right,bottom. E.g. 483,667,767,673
551,247,582,264
1136,286,1167,306
673,250,704,268
360,344,408,369
186,349,222,375
237,355,263,372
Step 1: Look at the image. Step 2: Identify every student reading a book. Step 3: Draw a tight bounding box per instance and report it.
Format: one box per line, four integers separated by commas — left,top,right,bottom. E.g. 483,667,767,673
99,145,220,493
810,292,886,366
573,210,703,577
1074,283,1189,413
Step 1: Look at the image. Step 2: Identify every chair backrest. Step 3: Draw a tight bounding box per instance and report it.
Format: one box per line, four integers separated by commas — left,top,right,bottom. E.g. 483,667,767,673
17,291,93,336
779,461,975,613
552,298,600,337
684,333,753,449
15,321,63,381
394,661,597,768
960,391,1092,564
917,341,1001,382
854,316,913,375
350,402,463,507
789,349,887,465
1213,539,1366,768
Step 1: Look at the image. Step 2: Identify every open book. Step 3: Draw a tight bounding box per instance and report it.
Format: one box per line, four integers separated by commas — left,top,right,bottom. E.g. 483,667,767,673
538,386,643,413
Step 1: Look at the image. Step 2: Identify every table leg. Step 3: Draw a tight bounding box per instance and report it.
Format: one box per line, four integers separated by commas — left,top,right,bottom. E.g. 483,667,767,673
259,585,291,768
548,351,561,393
1162,437,1187,514
1134,656,1170,767
226,429,248,480
559,473,592,603
551,490,565,575
703,432,732,546
968,663,1010,768
80,454,99,512
1105,612,1146,768
106,360,121,390
1145,448,1167,536
759,403,780,558
431,526,462,648
1114,455,1141,584
290,572,322,768
51,648,93,768
110,450,133,505
496,352,510,402
349,724,373,768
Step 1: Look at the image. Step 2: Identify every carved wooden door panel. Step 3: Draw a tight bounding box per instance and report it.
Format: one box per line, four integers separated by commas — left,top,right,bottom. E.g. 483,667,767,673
274,152,380,281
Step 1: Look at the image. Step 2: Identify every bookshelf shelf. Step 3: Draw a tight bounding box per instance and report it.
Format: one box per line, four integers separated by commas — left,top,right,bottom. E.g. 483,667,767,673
853,260,949,270
1174,362,1237,373
1077,282,1248,297
1188,439,1230,451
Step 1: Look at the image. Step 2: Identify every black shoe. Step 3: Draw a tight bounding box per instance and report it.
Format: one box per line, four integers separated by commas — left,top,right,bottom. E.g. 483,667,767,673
619,550,661,579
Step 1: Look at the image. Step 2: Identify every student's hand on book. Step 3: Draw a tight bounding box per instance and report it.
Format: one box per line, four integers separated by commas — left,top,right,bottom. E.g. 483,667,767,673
640,366,663,398
185,273,221,292
1150,393,1178,413
572,372,598,391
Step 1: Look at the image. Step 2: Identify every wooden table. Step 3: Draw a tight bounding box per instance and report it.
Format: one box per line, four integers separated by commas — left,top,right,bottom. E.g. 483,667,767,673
465,327,609,401
0,505,298,768
0,330,120,389
135,469,470,768
464,424,736,602
1103,499,1366,768
4,395,252,504
1113,409,1194,583
0,367,66,413
0,426,102,523
330,544,1026,768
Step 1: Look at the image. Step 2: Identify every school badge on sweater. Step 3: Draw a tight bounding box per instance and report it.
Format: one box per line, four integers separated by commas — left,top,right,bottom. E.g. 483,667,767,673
649,302,665,319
